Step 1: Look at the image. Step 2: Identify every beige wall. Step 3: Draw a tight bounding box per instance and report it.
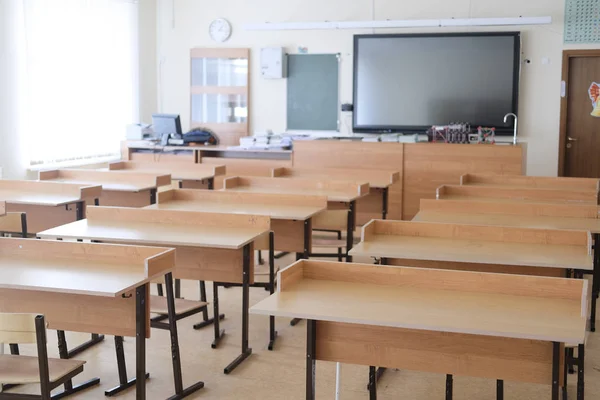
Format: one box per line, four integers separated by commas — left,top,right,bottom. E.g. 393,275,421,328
152,0,600,176
139,0,157,123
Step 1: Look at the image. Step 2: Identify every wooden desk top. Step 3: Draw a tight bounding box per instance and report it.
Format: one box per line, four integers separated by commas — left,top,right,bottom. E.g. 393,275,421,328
39,169,171,192
0,238,174,297
251,260,587,344
349,220,593,271
107,161,225,181
271,167,400,189
0,180,102,206
38,208,270,250
223,176,370,203
460,173,600,192
437,185,598,204
149,189,327,220
415,211,600,234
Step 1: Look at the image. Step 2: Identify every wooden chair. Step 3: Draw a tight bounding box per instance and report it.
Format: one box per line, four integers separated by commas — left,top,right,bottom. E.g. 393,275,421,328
0,213,27,238
311,210,351,261
0,314,86,400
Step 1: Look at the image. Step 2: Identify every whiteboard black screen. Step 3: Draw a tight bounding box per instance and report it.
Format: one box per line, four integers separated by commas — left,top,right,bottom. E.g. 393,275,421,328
353,33,520,134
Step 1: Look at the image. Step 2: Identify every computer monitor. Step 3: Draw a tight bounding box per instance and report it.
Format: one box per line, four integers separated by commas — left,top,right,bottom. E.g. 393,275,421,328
152,114,182,137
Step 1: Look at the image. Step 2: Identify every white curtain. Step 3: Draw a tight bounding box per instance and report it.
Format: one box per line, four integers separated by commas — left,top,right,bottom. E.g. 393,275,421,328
21,0,139,166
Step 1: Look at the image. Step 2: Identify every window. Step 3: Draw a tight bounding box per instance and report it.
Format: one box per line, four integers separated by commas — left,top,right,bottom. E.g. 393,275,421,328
22,0,138,166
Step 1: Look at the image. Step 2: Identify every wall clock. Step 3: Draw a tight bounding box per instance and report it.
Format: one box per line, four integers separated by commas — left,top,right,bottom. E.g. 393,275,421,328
209,18,232,43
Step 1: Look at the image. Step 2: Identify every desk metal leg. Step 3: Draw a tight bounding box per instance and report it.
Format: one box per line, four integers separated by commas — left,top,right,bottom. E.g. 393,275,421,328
258,250,264,265
175,279,181,299
445,374,453,400
306,320,317,400
552,342,560,400
55,331,100,398
577,343,585,400
496,380,503,400
291,219,311,326
211,282,226,348
224,244,253,374
346,201,355,263
105,336,149,397
268,232,278,350
136,284,147,400
591,233,599,332
75,201,85,221
193,281,225,330
369,367,378,400
382,188,389,220
164,272,205,399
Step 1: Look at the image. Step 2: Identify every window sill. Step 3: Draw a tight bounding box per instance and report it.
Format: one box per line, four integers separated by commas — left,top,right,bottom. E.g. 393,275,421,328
28,155,122,172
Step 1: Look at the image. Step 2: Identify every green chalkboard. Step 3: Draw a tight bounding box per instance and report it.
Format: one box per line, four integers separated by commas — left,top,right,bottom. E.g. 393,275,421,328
287,54,339,131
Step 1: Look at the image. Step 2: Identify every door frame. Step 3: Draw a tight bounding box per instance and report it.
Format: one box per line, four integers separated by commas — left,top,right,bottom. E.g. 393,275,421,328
559,49,600,176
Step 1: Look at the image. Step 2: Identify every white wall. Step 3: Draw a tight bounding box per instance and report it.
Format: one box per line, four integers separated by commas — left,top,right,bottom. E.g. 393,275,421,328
139,0,158,123
152,0,600,176
0,0,28,179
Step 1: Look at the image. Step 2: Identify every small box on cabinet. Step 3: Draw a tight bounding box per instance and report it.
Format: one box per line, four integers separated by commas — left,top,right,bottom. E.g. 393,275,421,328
261,47,286,79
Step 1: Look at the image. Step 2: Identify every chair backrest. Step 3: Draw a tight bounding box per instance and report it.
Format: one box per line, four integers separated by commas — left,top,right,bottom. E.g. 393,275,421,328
0,212,27,237
0,313,42,344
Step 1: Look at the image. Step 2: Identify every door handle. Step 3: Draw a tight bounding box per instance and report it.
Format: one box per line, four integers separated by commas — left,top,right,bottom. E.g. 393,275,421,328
567,136,578,142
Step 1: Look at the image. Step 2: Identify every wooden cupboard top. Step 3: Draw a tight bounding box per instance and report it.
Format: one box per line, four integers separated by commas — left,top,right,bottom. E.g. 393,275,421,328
349,220,593,271
108,161,226,181
39,169,171,192
38,206,270,250
271,167,400,189
0,180,102,206
250,260,587,344
415,210,600,234
437,185,598,204
124,141,292,155
149,189,327,220
460,173,600,192
0,238,174,297
223,176,370,203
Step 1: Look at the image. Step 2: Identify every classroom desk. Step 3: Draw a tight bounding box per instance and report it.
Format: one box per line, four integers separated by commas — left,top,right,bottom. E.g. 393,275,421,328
0,238,176,400
0,180,102,233
223,176,369,261
39,206,272,377
39,169,171,207
147,189,327,258
460,173,600,194
251,260,588,400
271,167,400,220
415,199,600,331
349,219,594,387
349,220,593,275
107,161,226,190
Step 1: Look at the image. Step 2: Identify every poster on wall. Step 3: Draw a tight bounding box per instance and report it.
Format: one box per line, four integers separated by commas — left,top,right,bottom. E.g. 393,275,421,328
565,0,600,43
589,82,600,117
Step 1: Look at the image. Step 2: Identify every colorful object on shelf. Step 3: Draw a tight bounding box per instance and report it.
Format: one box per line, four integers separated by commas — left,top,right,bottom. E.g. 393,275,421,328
427,122,471,144
589,82,600,117
477,127,496,144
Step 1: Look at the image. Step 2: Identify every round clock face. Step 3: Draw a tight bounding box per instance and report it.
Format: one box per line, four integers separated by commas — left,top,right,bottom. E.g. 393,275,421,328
209,18,232,43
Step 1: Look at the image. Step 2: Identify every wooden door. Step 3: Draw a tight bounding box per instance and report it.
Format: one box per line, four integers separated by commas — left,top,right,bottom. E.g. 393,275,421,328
560,50,600,177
